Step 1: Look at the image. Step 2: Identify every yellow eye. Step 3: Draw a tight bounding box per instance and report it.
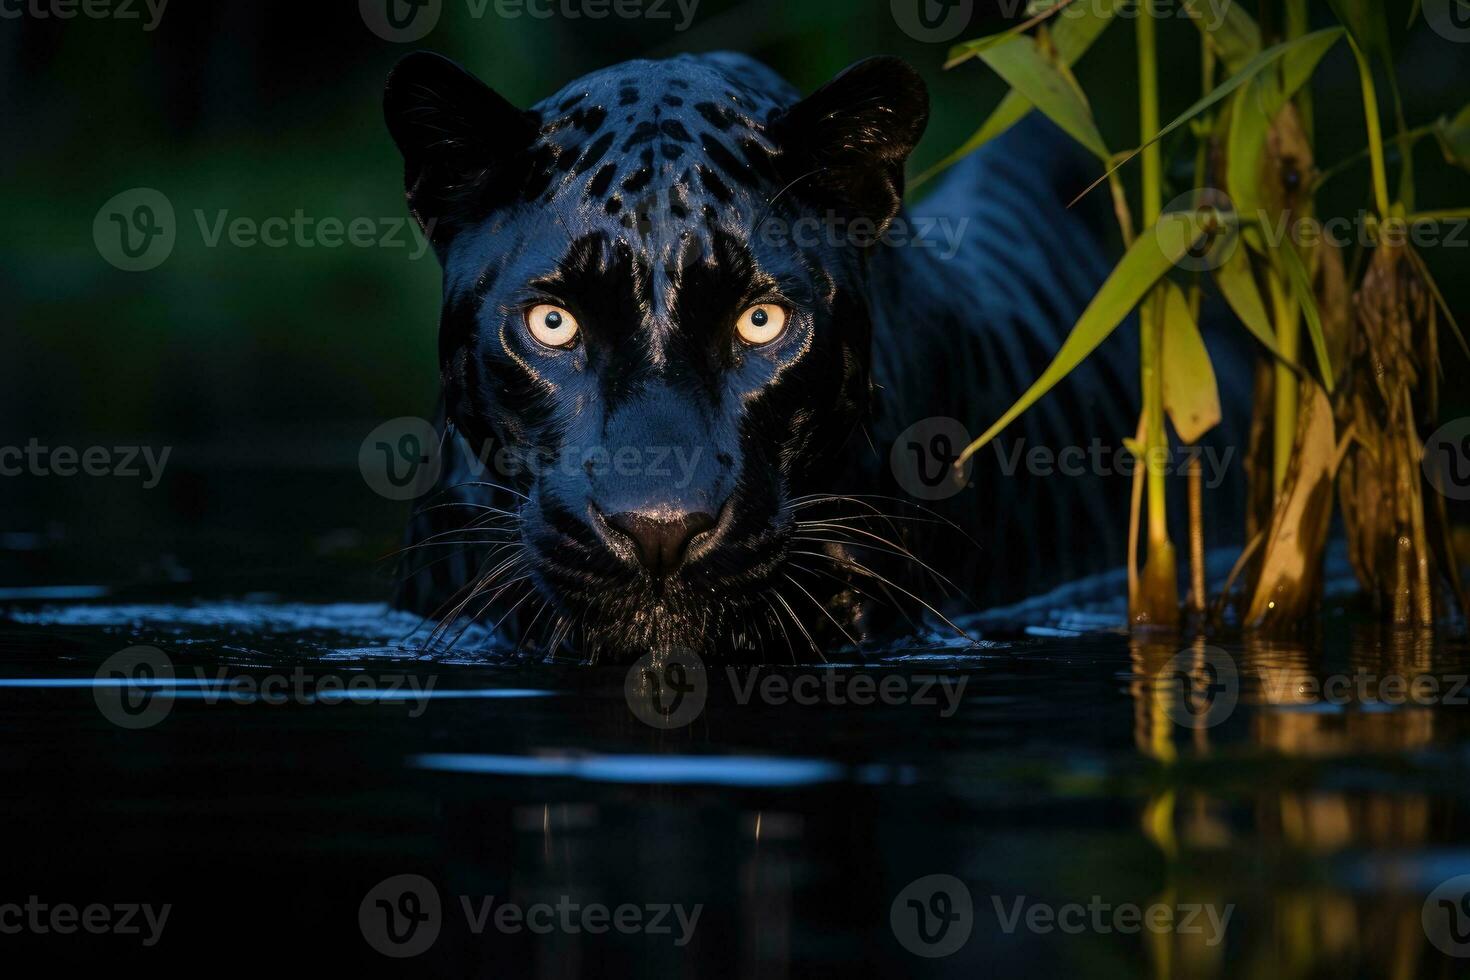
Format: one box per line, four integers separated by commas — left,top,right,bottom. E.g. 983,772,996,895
526,304,579,348
735,304,788,346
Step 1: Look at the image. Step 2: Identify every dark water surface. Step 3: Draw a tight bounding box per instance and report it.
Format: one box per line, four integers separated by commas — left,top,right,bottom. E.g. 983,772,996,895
2,591,1469,977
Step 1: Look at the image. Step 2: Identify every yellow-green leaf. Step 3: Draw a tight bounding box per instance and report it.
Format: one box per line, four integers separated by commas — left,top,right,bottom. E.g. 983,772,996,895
944,0,1079,67
956,213,1208,464
1410,209,1470,222
1437,104,1470,172
974,34,1111,162
1225,83,1274,248
1279,242,1335,392
1161,283,1221,444
1074,29,1344,206
916,1,1119,187
1225,28,1341,251
1182,0,1261,72
1215,245,1288,361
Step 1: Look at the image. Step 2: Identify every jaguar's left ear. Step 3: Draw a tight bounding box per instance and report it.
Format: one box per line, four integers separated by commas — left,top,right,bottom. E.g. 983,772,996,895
771,57,929,238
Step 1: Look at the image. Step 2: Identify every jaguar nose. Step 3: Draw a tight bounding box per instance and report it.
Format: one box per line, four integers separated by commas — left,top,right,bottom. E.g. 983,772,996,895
605,511,716,578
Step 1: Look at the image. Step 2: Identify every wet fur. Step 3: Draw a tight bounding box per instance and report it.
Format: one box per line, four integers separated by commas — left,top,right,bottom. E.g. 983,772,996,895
384,51,1240,662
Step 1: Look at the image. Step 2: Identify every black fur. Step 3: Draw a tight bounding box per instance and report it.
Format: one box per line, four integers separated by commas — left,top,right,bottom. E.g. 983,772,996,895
383,52,1237,662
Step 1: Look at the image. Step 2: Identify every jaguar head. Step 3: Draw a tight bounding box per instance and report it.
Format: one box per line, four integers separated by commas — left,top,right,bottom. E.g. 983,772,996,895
384,52,928,661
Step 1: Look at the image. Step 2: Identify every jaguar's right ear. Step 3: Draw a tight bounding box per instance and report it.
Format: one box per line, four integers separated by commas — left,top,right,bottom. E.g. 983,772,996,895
384,52,540,250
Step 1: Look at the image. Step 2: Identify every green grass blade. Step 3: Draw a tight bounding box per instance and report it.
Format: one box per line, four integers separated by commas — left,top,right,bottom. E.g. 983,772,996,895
1278,243,1334,393
915,1,1119,188
956,213,1207,464
944,0,1081,68
1215,246,1288,361
974,34,1111,162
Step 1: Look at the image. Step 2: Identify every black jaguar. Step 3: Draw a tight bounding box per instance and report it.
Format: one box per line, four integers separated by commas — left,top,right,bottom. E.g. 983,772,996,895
385,50,1170,662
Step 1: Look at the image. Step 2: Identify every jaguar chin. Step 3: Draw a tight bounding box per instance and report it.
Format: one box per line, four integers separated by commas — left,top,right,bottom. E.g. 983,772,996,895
387,49,1156,663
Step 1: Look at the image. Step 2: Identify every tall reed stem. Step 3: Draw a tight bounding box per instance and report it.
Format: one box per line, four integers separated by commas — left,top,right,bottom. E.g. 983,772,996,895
1136,8,1175,621
1348,37,1392,217
1268,271,1300,491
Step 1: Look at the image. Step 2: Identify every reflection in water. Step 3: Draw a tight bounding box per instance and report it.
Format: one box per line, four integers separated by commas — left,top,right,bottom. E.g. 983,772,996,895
412,753,847,787
1129,628,1470,978
1,599,1467,975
